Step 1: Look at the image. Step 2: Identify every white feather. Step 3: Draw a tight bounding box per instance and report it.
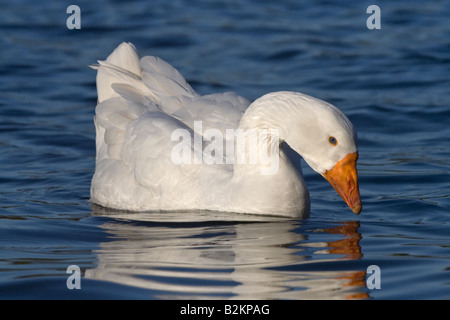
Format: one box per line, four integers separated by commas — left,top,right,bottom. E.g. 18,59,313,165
90,42,359,217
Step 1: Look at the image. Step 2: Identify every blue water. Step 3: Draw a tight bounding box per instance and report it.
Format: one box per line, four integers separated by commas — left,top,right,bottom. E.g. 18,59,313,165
1,0,449,300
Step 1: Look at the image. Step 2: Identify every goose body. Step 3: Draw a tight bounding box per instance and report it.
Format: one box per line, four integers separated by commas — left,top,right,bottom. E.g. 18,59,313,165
90,42,362,218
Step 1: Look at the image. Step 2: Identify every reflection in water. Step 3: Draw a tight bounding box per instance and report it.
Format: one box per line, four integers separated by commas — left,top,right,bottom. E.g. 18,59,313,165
324,221,363,260
86,206,368,299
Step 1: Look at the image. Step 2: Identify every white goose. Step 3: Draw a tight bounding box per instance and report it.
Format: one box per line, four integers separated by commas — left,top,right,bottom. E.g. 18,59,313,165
90,42,362,218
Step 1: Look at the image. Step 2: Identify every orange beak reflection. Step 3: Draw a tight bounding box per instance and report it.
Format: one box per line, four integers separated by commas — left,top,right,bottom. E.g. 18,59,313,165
323,152,362,215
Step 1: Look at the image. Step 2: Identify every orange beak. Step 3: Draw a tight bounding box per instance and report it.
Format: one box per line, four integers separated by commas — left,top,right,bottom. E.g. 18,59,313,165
322,152,362,215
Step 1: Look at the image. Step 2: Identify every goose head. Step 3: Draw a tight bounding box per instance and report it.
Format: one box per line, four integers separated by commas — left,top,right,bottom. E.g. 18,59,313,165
241,91,362,214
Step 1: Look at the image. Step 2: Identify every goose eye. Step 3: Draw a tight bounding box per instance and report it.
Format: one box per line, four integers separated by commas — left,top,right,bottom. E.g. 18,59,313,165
328,136,338,146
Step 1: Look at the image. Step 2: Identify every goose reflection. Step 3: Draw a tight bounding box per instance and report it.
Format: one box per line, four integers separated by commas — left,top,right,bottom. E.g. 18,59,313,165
86,206,368,299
